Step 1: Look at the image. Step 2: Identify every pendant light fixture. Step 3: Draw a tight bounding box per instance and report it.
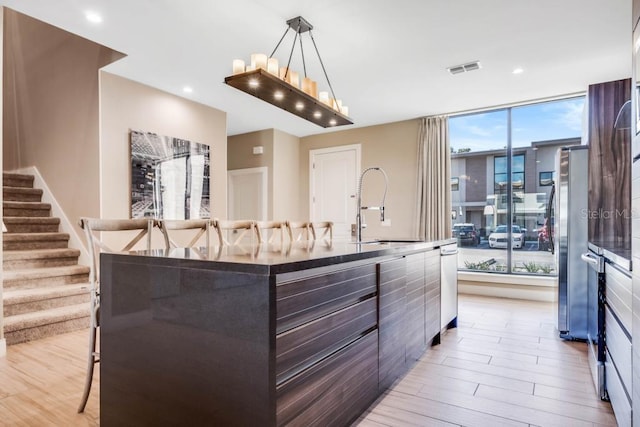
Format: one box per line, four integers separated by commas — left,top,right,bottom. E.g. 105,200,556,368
224,16,353,128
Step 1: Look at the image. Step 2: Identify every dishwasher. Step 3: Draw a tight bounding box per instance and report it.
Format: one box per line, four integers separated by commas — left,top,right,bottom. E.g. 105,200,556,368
440,243,459,330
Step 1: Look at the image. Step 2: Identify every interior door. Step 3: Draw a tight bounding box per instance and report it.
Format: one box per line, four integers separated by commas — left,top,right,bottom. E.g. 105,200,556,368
228,167,267,220
310,144,361,238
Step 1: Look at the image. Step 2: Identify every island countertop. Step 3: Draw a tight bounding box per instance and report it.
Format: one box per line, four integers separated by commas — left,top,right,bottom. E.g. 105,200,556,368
112,237,457,275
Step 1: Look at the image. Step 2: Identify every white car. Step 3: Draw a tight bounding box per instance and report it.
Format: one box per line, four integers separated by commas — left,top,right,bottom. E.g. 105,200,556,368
488,225,525,249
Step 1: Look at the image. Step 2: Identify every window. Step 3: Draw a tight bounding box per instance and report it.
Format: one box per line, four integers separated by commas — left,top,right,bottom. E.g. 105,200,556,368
539,171,553,186
494,154,524,190
451,177,459,191
450,96,585,276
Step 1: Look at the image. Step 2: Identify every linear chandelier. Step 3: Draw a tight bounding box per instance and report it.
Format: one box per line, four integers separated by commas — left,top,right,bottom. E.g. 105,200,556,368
224,16,353,128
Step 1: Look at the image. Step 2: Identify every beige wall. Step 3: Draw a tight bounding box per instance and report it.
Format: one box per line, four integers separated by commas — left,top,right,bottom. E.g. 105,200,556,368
272,130,300,220
227,128,300,220
1,9,123,349
300,119,421,239
3,8,124,237
100,72,227,247
227,129,274,218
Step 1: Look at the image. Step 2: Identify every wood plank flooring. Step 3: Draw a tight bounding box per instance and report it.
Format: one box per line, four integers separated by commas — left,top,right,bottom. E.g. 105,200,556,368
0,294,616,426
354,295,617,427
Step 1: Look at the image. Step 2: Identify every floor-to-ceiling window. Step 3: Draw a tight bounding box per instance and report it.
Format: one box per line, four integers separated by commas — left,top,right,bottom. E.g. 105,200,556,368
450,96,585,275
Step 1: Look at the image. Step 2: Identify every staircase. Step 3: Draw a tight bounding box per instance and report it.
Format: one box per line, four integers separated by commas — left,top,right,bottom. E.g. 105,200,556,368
3,172,90,345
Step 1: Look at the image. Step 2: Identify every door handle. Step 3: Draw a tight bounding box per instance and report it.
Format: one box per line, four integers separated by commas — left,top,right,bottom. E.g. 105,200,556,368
580,253,599,266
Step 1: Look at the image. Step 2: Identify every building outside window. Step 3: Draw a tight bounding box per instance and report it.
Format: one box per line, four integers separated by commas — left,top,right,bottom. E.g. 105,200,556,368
450,96,585,275
451,177,459,191
539,171,554,186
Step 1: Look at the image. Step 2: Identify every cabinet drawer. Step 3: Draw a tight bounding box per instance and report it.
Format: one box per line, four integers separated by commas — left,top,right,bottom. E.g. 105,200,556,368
605,263,632,333
605,306,632,397
277,331,378,427
276,298,376,383
605,350,632,427
276,263,377,333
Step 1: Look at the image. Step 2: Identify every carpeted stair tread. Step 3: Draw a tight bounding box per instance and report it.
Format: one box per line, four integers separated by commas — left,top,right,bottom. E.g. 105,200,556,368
3,248,80,261
3,200,51,210
3,216,60,233
3,186,43,202
3,173,34,188
4,265,90,282
4,283,91,304
3,248,82,270
3,201,51,217
3,216,59,225
4,284,91,316
3,232,69,242
4,303,90,333
3,232,69,250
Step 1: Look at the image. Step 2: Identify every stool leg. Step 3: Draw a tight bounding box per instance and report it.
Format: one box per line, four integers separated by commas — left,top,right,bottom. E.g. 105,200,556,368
77,305,98,413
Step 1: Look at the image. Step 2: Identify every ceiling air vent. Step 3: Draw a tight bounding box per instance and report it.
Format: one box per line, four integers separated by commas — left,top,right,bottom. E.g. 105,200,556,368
447,61,482,75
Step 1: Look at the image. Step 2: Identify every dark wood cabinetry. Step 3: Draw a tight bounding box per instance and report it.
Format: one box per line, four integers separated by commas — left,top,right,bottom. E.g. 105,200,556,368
101,242,447,426
275,262,379,426
587,78,631,246
378,257,407,389
378,250,442,389
406,253,427,361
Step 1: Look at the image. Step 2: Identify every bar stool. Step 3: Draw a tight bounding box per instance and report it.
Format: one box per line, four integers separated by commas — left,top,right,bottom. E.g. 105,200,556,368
255,220,288,244
157,218,210,249
212,219,258,246
77,217,155,413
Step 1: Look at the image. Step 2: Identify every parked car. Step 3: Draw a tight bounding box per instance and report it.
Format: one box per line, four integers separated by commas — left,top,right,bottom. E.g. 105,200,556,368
452,223,480,246
488,225,525,249
537,217,554,251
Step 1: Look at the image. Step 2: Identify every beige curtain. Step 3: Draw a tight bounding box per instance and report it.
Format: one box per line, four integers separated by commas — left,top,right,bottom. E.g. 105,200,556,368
416,116,451,241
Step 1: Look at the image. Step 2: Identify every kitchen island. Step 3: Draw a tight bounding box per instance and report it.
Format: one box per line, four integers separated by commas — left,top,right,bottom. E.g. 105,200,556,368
99,238,455,426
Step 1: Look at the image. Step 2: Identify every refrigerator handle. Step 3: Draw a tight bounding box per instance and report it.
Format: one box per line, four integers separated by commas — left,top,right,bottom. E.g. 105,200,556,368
547,182,555,255
441,248,459,256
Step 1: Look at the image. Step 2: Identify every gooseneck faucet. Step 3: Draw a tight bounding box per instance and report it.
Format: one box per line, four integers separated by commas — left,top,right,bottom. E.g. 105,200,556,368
356,167,389,242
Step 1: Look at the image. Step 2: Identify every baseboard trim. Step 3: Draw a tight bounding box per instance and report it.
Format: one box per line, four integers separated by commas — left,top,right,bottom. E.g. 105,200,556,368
458,271,558,302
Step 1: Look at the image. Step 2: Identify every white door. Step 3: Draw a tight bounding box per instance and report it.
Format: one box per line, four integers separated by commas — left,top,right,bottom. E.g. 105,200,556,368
310,144,361,238
228,167,267,220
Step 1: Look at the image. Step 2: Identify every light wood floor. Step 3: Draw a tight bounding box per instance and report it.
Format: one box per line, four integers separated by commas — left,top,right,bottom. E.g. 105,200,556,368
0,295,616,426
355,295,617,427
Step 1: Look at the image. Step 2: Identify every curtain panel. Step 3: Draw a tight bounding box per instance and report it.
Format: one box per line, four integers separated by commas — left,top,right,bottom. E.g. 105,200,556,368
416,116,451,241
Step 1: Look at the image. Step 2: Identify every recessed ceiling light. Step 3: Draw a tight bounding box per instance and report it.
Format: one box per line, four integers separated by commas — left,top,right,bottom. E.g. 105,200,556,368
313,111,322,119
295,102,304,111
85,11,103,24
274,91,284,100
248,79,259,88
329,119,337,126
512,67,524,75
183,86,193,93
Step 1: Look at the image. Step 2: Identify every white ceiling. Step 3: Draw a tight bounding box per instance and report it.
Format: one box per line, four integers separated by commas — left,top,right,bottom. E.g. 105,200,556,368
0,0,631,137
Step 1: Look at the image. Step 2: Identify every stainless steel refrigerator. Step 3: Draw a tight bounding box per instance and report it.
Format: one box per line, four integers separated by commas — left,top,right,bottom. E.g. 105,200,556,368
553,145,589,340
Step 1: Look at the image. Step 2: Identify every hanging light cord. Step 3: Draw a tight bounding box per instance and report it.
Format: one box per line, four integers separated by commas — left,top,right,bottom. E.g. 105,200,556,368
308,30,339,106
269,27,289,59
268,21,341,106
